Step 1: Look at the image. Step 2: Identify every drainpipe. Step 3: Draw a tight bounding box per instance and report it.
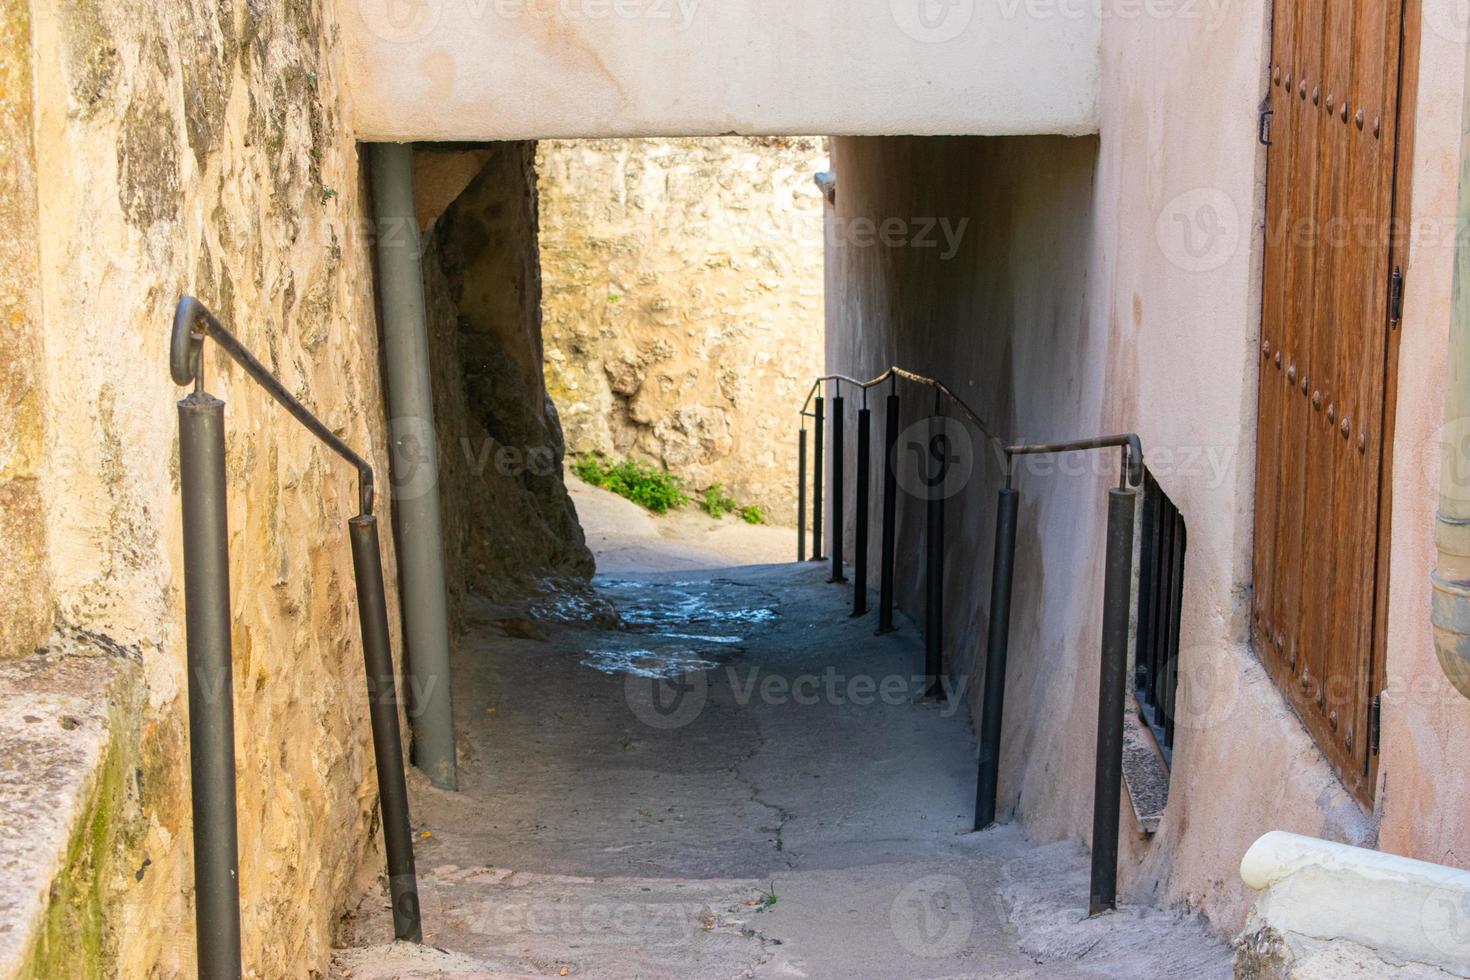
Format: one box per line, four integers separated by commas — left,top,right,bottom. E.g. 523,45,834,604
369,143,459,788
1432,59,1470,701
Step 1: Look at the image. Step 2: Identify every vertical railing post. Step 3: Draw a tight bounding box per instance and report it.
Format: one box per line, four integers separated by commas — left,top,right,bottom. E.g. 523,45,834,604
178,393,243,980
923,413,948,701
812,394,825,561
852,401,871,615
830,388,847,583
797,425,808,562
877,391,900,633
975,482,1019,829
349,517,423,943
1090,484,1137,915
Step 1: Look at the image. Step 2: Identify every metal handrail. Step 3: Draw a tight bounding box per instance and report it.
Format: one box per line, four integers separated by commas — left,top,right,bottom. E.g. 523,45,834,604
799,367,1143,487
171,296,420,978
794,364,1145,917
172,296,375,516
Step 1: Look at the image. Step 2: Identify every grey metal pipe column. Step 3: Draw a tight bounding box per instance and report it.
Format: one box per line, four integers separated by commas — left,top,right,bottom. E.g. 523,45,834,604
369,143,458,789
349,516,423,941
975,484,1019,830
1433,55,1470,701
1090,485,1136,915
178,393,243,980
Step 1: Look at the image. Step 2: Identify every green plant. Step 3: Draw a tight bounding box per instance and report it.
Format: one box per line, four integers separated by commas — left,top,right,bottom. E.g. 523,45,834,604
700,484,738,520
574,454,689,514
740,505,765,525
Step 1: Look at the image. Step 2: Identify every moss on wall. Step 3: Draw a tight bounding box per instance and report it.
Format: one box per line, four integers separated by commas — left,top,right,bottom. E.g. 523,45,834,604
20,733,139,979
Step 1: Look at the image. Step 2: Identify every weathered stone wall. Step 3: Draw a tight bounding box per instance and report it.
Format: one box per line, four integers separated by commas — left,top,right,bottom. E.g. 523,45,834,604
538,137,827,524
25,0,396,974
0,0,50,661
418,143,594,611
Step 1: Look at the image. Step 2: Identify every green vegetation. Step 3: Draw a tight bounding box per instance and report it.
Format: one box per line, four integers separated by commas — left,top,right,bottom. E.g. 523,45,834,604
573,453,689,514
700,484,738,519
574,455,769,523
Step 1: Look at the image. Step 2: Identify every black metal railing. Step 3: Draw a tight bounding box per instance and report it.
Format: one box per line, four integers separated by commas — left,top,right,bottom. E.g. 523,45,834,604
1135,471,1185,767
797,367,1144,916
171,297,421,978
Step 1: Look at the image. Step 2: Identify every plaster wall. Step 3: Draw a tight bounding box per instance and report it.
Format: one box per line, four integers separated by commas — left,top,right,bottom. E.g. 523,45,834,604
1374,0,1470,870
332,0,1099,141
26,0,399,973
825,0,1470,937
538,137,827,523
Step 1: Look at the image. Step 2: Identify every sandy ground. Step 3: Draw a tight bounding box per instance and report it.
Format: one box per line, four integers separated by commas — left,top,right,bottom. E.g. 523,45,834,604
565,473,797,574
335,481,1229,978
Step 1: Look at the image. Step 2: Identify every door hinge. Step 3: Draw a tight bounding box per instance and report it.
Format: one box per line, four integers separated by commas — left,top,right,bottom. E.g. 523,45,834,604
1370,694,1382,755
1258,102,1274,146
1389,266,1404,328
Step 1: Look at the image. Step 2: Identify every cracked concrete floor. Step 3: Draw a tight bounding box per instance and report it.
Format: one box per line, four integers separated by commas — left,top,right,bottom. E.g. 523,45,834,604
337,491,1229,978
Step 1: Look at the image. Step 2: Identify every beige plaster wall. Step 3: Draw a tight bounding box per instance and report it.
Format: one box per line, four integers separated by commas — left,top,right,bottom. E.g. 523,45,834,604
332,0,1099,141
0,0,51,660
27,0,397,973
1376,1,1470,868
538,137,826,523
826,0,1470,942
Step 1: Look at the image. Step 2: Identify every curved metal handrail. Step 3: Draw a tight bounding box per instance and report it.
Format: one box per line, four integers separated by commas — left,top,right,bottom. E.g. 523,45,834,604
172,296,376,515
800,367,1143,487
800,368,1002,443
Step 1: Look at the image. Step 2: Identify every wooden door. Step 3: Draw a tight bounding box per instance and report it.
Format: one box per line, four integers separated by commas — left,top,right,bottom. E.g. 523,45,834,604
1251,0,1415,803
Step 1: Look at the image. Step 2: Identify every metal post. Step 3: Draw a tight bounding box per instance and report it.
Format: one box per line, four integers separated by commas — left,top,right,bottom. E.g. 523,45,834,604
975,485,1019,829
923,416,947,701
349,517,423,943
798,427,808,562
830,393,847,583
877,393,900,633
369,142,458,790
178,393,243,980
1090,486,1137,915
812,394,825,561
852,405,871,615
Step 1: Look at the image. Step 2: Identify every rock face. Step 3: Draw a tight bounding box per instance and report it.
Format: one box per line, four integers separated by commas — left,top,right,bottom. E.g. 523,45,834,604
537,137,828,524
418,143,594,611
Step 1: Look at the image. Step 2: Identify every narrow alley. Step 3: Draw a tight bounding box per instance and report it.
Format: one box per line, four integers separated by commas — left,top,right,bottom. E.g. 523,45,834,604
334,481,1228,979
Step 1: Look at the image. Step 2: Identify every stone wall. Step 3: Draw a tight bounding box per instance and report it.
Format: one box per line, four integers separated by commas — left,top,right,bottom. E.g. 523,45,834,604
0,0,50,661
538,137,827,524
418,143,594,611
22,0,397,974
